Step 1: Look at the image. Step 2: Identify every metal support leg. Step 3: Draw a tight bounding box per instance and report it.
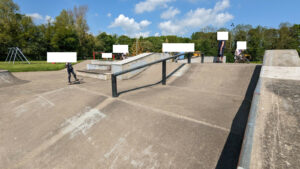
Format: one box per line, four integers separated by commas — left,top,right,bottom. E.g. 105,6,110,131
188,53,191,64
13,48,17,64
17,47,30,64
162,60,166,85
111,75,118,97
9,49,14,63
201,53,204,63
5,49,12,62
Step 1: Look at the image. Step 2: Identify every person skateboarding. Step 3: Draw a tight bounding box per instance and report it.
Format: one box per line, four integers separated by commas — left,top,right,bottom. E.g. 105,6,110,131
217,40,226,63
66,62,78,84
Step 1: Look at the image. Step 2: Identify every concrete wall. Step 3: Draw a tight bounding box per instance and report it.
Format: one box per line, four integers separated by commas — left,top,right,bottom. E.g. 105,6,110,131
238,49,300,169
111,53,171,80
263,50,300,67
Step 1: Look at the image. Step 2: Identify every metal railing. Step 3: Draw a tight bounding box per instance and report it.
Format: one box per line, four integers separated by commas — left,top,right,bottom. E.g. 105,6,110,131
111,53,192,97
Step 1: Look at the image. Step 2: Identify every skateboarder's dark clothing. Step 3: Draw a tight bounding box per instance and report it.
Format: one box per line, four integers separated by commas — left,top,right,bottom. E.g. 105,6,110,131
66,63,78,83
218,40,226,57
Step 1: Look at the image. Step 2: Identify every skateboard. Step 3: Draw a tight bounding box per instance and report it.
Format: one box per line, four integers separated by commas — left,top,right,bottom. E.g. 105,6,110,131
68,79,83,85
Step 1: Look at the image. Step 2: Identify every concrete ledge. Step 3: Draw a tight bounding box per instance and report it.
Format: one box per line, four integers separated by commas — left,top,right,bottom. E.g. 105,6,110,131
263,50,300,67
238,49,300,169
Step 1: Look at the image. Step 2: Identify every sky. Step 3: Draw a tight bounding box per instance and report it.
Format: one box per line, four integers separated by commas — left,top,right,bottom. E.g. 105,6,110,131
14,0,300,38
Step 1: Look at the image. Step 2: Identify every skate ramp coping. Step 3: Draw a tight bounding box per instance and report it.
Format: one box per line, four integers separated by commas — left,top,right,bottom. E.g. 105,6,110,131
0,70,28,88
238,49,300,169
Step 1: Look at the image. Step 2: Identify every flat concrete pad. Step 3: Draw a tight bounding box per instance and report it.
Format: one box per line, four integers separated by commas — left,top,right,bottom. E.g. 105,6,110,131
0,62,260,169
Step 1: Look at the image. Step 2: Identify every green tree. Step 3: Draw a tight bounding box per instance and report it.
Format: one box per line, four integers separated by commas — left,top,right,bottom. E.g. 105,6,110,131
51,10,79,52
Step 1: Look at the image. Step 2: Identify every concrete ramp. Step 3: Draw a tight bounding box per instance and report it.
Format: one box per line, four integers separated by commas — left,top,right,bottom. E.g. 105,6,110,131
239,50,300,169
263,50,300,67
0,70,27,88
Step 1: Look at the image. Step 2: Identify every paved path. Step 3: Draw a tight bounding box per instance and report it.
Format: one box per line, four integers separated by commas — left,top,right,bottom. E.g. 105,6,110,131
0,62,259,169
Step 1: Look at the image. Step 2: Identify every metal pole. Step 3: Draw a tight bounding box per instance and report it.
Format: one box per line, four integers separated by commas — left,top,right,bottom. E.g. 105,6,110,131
13,48,17,64
187,53,191,64
8,48,15,63
201,53,204,63
162,60,166,85
111,75,118,97
16,47,30,64
5,48,12,62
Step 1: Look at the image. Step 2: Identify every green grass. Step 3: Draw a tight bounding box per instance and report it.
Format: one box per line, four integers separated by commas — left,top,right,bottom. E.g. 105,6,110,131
250,60,263,64
0,61,81,72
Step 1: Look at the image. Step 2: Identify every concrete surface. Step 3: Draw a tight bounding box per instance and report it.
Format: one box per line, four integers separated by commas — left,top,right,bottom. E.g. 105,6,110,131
0,62,260,169
240,50,300,169
263,50,300,67
111,53,171,80
177,56,227,63
0,70,28,88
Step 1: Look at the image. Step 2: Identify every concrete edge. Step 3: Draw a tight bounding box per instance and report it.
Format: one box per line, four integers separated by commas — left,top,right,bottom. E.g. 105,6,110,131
111,53,153,65
237,77,261,169
237,49,300,169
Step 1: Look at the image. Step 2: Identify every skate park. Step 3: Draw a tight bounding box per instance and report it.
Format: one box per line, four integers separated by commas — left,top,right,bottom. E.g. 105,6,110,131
1,0,299,168
0,49,299,169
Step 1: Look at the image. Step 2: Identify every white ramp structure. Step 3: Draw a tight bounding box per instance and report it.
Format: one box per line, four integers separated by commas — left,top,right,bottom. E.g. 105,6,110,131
113,45,128,54
162,43,195,52
5,47,30,64
47,52,77,63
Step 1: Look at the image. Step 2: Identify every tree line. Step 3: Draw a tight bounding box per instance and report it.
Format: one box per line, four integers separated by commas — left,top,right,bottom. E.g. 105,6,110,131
0,0,299,62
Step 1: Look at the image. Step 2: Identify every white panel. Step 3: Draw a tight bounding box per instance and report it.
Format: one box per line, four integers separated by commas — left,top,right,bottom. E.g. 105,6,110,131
237,41,247,50
113,45,128,53
162,43,195,52
217,32,229,40
102,53,112,58
47,52,77,63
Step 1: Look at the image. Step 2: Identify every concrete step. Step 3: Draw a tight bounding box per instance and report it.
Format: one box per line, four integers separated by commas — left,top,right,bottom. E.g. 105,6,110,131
87,64,111,71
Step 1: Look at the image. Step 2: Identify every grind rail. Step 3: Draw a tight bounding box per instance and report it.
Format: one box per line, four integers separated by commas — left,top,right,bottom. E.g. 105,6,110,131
111,53,192,97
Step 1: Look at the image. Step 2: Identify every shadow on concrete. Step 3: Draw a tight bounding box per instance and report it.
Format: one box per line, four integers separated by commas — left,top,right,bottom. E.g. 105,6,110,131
215,65,261,169
118,63,186,96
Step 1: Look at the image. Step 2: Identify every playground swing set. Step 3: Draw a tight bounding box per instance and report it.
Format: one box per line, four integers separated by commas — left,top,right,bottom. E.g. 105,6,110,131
5,47,30,64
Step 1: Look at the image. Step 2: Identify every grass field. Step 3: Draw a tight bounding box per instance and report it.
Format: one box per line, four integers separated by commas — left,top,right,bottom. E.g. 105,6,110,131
0,61,80,72
250,60,263,64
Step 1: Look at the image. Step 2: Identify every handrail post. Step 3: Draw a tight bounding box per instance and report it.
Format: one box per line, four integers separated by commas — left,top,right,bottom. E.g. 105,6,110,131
188,53,191,64
201,53,204,63
162,60,166,85
111,74,118,97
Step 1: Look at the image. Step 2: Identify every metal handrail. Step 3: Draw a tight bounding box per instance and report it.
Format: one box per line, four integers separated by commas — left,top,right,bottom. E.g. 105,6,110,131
111,52,192,97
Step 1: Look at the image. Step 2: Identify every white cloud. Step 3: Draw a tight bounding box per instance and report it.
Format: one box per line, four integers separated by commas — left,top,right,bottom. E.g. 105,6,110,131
45,15,54,23
109,14,151,37
135,0,173,14
214,0,230,12
154,32,160,37
136,32,151,38
159,0,233,35
26,13,54,24
161,7,180,19
107,13,112,17
26,13,43,21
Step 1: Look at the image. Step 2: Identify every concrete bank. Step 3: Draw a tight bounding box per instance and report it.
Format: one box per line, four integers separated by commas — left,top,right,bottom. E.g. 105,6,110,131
238,50,300,169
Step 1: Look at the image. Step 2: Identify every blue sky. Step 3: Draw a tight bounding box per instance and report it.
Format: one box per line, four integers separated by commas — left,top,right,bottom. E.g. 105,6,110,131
15,0,299,37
